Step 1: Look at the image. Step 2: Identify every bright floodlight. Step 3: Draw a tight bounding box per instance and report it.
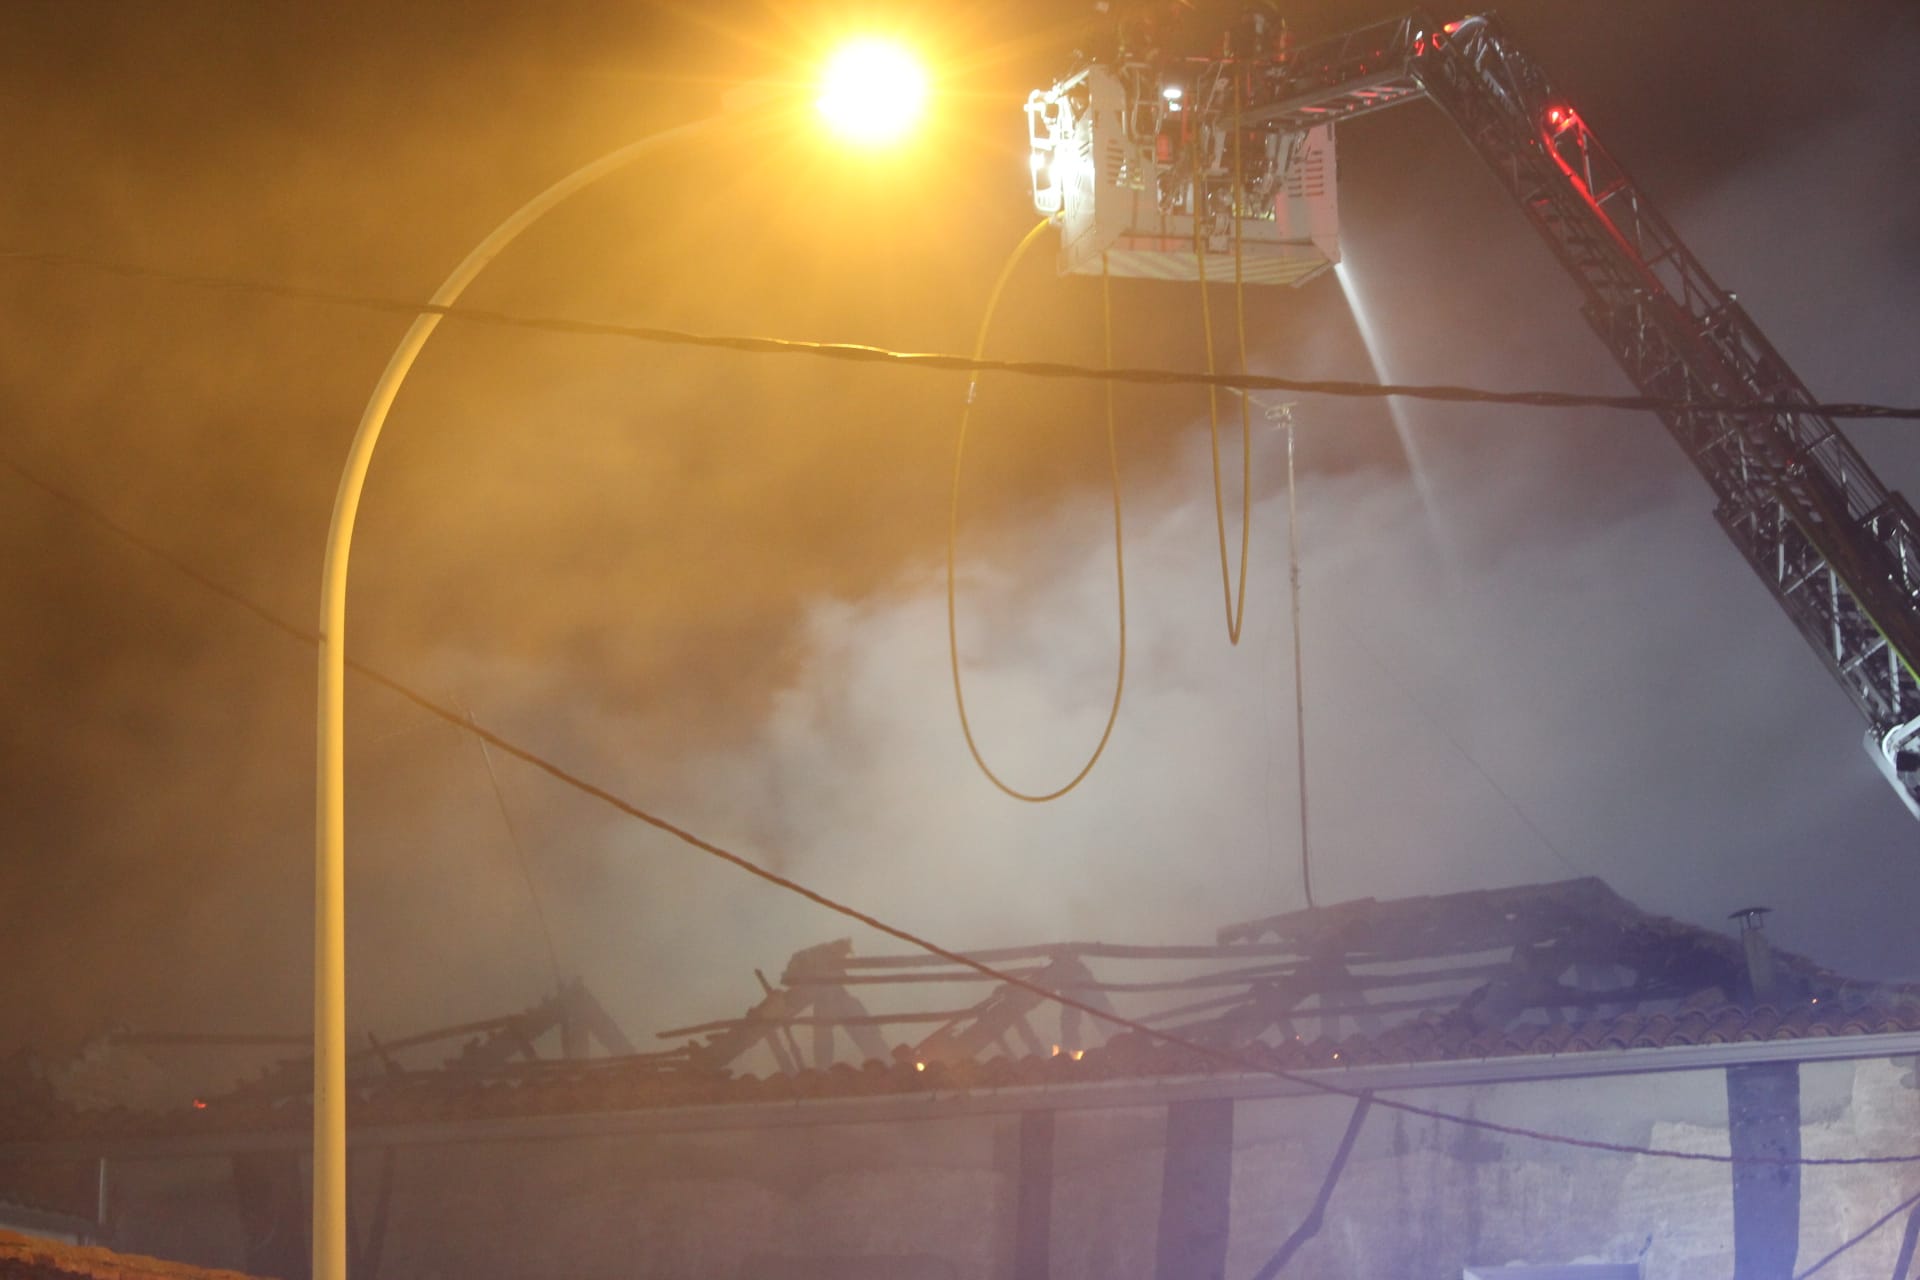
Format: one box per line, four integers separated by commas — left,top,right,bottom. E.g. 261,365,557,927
817,38,927,145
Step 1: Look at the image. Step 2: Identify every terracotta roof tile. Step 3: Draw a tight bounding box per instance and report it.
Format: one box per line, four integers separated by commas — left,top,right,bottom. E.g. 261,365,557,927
1666,1009,1712,1045
1702,1010,1745,1043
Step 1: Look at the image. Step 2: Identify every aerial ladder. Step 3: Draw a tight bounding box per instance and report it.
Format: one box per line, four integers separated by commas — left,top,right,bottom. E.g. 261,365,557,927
1025,8,1920,816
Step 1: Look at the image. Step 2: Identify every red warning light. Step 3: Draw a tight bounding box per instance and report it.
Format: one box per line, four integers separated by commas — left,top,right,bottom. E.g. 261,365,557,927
1442,20,1462,34
1546,107,1564,124
192,1099,208,1110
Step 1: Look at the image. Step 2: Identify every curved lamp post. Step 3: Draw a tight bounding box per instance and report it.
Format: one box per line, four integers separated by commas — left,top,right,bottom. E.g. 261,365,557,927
314,44,927,1280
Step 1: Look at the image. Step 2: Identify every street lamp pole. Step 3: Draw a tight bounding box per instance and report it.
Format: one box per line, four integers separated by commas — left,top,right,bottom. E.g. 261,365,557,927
312,113,730,1280
313,42,926,1276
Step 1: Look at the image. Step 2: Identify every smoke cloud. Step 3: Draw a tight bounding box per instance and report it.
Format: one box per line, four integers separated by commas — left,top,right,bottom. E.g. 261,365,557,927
1,0,1916,1082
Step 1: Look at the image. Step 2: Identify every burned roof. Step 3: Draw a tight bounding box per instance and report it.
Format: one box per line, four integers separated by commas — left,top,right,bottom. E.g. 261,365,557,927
9,878,1919,1144
656,878,1903,1075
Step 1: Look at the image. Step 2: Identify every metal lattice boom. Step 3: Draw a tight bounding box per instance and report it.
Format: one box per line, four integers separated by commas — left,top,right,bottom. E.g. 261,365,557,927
1405,14,1920,808
1032,10,1920,811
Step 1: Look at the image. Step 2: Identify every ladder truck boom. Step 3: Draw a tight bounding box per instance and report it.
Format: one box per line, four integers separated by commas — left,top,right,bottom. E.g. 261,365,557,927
1026,8,1920,815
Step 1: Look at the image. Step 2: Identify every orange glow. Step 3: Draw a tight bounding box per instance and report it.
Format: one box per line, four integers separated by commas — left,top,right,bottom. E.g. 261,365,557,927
914,1060,927,1072
192,1099,208,1110
1070,1049,1085,1061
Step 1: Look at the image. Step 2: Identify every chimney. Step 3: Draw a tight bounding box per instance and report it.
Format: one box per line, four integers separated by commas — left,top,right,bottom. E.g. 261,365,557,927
1729,906,1777,1002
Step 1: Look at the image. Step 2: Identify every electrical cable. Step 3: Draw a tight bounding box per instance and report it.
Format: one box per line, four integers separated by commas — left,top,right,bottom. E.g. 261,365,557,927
1793,1182,1920,1279
1322,600,1591,885
293,679,1920,1168
948,221,1127,802
11,443,1920,1171
461,702,567,995
1891,1197,1920,1280
1247,1091,1371,1280
1230,394,1585,890
1,445,567,997
8,244,1920,419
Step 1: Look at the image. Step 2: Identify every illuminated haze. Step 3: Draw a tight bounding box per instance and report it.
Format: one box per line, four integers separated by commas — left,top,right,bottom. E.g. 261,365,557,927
0,0,1916,1071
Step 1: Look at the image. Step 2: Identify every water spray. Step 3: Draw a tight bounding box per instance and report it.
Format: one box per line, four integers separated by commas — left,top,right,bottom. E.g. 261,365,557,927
1334,261,1460,579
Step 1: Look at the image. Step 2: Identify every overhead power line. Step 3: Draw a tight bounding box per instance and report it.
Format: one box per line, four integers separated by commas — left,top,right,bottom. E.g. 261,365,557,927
0,448,1909,1167
11,444,1920,1172
463,701,567,995
6,244,1920,421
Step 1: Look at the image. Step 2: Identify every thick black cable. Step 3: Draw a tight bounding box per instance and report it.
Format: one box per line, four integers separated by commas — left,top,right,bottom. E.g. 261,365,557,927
323,672,1920,1169
1892,1198,1920,1280
6,244,1920,420
9,443,1920,1170
1794,1182,1920,1279
1247,1092,1372,1280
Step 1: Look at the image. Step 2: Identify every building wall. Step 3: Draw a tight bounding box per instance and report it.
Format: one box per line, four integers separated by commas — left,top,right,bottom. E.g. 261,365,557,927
102,1055,1920,1280
1225,1074,1730,1279
111,1155,249,1271
372,1118,1011,1280
1797,1057,1920,1280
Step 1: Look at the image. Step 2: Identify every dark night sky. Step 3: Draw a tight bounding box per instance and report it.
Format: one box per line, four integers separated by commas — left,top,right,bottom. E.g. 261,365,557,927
2,0,1918,1075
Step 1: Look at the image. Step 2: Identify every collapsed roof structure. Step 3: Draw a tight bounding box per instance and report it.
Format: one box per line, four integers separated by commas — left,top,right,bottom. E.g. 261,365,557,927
7,878,1919,1280
5,878,1913,1144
